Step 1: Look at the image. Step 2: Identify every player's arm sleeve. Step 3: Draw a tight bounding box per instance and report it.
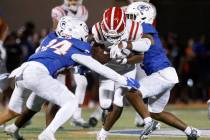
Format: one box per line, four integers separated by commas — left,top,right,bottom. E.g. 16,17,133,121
71,53,127,86
51,8,63,21
130,24,151,52
51,8,62,29
131,38,151,52
82,6,88,22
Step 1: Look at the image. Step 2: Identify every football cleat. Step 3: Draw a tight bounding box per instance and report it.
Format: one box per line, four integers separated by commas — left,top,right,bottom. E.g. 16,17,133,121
96,132,107,140
38,130,56,140
71,118,90,128
140,120,160,140
187,127,201,140
4,124,24,140
88,117,98,127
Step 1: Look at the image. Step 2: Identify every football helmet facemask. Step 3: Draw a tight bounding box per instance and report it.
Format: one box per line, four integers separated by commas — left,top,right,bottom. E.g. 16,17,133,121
100,7,126,44
56,16,89,42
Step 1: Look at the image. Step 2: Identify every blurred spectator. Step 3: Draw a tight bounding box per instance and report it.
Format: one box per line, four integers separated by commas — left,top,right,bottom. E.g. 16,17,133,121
177,38,197,103
4,32,23,72
4,22,48,72
165,32,182,70
18,22,36,61
193,35,207,55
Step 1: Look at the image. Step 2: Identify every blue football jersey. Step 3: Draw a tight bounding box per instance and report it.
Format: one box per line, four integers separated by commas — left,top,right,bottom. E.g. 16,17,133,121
142,23,171,75
28,32,92,77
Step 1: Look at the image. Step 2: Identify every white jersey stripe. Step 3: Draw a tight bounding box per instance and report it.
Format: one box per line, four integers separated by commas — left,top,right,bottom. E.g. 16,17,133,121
97,23,105,41
111,7,116,30
132,22,137,40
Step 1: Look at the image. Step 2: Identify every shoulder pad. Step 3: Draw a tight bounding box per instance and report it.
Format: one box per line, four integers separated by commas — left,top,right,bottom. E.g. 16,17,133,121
92,22,105,43
51,5,65,20
80,5,88,15
70,38,92,54
40,32,57,46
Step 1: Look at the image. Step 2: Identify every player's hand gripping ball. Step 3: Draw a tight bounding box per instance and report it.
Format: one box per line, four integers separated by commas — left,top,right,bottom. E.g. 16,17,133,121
92,43,111,64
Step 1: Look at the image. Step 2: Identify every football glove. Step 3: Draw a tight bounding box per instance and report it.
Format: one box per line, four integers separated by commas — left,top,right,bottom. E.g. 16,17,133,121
126,77,140,89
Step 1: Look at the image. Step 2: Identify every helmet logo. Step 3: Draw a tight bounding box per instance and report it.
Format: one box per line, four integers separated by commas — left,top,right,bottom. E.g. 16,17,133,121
137,5,150,12
114,18,119,23
60,21,67,29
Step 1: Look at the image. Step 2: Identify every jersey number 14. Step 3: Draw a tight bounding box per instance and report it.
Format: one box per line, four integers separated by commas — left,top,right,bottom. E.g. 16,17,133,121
47,39,72,55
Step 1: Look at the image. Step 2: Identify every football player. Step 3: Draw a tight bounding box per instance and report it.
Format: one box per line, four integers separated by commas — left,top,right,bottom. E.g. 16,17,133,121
51,0,89,128
0,16,11,129
122,0,150,11
0,16,139,140
52,0,88,29
89,1,153,128
103,2,200,140
0,16,9,94
86,7,159,140
0,16,9,98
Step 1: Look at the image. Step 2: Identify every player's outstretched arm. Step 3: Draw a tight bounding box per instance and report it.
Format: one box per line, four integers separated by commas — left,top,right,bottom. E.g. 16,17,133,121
71,53,126,85
71,53,139,89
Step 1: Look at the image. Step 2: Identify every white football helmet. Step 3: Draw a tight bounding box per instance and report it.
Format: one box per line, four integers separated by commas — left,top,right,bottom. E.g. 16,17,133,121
128,0,150,4
56,16,89,42
126,2,156,24
64,0,83,11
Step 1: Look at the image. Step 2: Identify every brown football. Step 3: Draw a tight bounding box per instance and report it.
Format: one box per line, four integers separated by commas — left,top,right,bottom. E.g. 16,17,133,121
92,43,110,64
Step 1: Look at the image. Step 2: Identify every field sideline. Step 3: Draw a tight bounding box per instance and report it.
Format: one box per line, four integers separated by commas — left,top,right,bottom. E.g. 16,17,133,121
0,105,210,140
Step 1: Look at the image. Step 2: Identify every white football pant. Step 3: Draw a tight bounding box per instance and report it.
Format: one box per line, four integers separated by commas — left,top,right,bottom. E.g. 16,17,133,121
99,68,136,109
8,61,78,134
138,67,179,113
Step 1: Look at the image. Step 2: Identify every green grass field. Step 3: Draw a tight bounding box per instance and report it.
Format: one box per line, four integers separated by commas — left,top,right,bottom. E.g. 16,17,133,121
0,105,210,140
